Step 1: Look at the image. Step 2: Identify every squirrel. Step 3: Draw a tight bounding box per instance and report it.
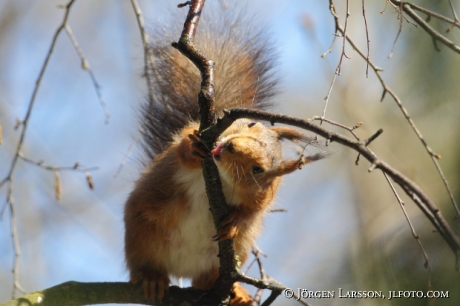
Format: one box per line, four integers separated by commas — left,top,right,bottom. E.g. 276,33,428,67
124,7,325,306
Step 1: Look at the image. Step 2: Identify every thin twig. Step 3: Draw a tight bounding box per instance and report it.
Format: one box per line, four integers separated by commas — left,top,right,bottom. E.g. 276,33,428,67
65,24,110,123
245,246,267,275
390,1,460,54
130,0,157,103
259,288,283,306
364,129,383,146
237,274,284,292
361,0,370,76
322,0,350,120
119,0,158,177
310,116,361,140
329,0,460,217
114,0,155,177
404,4,460,54
249,246,267,305
380,0,389,14
0,0,77,192
18,153,98,195
386,0,423,58
388,1,404,58
269,208,287,213
388,1,417,26
0,0,78,298
446,0,460,32
382,171,432,272
405,0,460,32
321,34,338,58
18,153,98,173
388,25,402,58
120,0,172,178
8,180,26,298
114,128,142,178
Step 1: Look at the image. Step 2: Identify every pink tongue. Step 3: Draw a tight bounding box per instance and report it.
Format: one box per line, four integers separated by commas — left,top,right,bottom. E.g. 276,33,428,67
211,142,224,156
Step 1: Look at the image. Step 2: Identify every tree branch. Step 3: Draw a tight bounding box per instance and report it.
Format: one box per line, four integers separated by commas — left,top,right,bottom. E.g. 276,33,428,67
4,106,458,304
0,0,80,298
0,281,205,306
210,108,460,258
171,1,237,304
382,171,432,272
329,0,460,217
390,0,460,54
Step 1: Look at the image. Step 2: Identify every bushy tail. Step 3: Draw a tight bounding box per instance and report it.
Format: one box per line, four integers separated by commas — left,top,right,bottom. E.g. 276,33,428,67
141,8,279,159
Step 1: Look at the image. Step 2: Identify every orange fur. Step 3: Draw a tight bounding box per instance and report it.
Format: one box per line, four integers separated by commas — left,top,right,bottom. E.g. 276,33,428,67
125,13,318,304
231,283,253,306
124,117,310,304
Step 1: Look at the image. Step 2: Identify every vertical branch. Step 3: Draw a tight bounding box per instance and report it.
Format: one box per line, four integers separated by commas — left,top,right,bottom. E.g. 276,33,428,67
446,0,460,32
0,0,78,298
130,0,157,103
322,0,350,119
3,0,77,183
8,180,26,298
248,247,267,304
388,0,404,58
172,0,236,302
361,0,370,76
65,25,110,123
114,129,142,178
0,0,108,296
382,172,432,272
173,0,216,132
117,0,158,178
400,3,460,54
328,0,460,217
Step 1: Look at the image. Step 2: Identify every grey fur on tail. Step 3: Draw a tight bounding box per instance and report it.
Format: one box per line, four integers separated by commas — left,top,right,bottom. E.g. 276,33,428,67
140,8,279,160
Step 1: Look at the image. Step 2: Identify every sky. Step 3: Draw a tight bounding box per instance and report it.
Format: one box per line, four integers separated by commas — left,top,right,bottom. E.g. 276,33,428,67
1,1,459,305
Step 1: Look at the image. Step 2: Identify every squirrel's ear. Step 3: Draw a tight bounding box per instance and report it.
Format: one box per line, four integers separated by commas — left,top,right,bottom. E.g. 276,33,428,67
270,127,309,142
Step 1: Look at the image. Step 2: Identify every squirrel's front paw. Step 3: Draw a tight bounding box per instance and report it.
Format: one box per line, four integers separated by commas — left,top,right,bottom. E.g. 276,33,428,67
188,130,210,159
213,207,241,241
131,269,170,301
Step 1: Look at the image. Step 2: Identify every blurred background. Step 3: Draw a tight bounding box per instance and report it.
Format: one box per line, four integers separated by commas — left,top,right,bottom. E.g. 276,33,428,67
1,0,459,305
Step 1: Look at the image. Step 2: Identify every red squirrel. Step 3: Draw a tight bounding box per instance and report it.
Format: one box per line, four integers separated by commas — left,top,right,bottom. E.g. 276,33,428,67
124,8,325,305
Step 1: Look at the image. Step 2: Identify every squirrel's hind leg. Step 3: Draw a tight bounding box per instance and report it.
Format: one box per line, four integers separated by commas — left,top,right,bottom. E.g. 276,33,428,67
191,266,219,290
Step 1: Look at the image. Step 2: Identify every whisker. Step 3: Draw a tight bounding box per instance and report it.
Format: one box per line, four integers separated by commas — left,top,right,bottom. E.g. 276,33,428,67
234,160,243,183
250,77,260,109
243,160,262,191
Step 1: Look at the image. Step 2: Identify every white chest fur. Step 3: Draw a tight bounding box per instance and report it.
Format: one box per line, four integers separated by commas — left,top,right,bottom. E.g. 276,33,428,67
164,167,240,278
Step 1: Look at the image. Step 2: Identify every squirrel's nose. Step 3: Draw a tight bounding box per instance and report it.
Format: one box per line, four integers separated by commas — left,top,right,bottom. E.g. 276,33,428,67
210,141,234,157
211,142,223,156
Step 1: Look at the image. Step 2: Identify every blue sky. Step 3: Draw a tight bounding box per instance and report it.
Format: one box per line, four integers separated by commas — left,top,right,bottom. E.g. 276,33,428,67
2,1,458,305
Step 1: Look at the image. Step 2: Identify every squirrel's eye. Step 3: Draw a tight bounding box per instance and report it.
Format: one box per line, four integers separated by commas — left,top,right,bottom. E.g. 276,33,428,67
248,122,257,128
252,166,264,174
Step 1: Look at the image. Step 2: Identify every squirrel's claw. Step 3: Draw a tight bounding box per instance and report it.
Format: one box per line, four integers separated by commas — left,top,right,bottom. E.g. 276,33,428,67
188,130,210,159
134,271,170,301
297,155,307,169
213,207,240,241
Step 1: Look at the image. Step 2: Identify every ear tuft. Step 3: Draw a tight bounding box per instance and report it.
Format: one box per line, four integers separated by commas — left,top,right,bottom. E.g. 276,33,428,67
270,127,310,142
271,126,333,163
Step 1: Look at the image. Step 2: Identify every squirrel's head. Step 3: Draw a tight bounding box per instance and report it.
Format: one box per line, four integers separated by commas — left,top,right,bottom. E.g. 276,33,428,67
211,119,325,191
